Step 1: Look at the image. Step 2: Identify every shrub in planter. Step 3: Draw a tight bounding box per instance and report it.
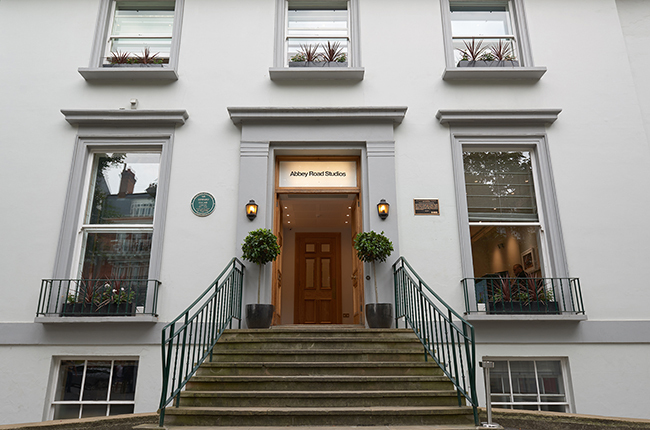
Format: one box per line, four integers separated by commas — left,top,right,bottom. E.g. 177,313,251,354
241,228,281,328
354,231,394,328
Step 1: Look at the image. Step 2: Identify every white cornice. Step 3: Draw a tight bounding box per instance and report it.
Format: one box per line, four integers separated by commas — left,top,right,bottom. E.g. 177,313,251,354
61,109,189,126
436,109,561,125
228,107,408,125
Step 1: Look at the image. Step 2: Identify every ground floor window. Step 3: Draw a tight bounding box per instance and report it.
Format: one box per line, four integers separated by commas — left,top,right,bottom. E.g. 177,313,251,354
489,358,570,412
51,359,138,419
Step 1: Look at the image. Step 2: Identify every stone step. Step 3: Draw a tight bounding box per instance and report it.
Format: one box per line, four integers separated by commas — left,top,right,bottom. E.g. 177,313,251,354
164,406,477,427
215,336,423,351
161,426,481,430
196,361,443,377
209,349,428,363
178,390,461,408
185,375,455,392
220,327,419,339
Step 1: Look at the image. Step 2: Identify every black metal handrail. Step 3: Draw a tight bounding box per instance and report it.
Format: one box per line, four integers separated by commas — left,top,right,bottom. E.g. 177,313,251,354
462,276,585,315
393,257,479,426
37,278,160,317
158,258,245,427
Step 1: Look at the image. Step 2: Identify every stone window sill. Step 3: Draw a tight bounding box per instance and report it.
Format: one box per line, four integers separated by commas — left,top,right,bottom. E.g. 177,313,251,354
269,67,365,81
78,67,179,81
443,66,547,81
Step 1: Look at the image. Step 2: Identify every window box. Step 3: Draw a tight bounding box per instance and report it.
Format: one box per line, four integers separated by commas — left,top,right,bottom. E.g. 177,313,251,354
60,302,136,317
488,301,560,315
102,63,165,68
457,60,519,67
289,61,348,68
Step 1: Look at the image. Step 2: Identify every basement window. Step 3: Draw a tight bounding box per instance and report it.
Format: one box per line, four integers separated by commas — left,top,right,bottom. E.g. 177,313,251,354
487,358,572,412
51,359,139,419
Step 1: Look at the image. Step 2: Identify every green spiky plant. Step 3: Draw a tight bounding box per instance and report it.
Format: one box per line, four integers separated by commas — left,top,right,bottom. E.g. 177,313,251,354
241,228,281,304
353,231,394,303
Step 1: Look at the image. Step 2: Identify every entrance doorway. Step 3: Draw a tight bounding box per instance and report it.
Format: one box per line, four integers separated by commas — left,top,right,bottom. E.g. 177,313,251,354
273,193,364,325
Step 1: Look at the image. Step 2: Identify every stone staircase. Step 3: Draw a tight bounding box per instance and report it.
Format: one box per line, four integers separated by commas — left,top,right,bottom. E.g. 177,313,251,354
162,325,477,428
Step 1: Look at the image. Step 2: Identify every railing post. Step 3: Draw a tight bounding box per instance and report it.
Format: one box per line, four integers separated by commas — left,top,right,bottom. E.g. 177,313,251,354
480,360,499,428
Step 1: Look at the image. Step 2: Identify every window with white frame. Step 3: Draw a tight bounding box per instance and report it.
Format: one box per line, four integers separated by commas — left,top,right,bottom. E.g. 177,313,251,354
275,0,361,68
488,358,571,412
463,148,546,280
79,0,184,79
449,2,519,65
439,0,545,79
286,2,349,65
77,152,160,281
51,359,139,419
105,1,175,65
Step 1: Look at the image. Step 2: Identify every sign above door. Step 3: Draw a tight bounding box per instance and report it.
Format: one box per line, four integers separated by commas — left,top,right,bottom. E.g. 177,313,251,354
279,160,357,188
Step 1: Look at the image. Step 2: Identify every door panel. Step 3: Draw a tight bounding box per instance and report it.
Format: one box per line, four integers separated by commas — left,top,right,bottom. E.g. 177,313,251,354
295,233,341,324
272,200,283,325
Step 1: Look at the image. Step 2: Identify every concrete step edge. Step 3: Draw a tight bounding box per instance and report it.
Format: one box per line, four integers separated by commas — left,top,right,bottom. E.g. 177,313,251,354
189,375,451,382
180,390,460,397
201,361,438,368
165,406,475,415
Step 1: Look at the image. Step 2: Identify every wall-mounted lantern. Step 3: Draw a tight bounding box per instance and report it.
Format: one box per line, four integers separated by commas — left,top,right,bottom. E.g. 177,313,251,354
246,200,258,220
377,199,389,220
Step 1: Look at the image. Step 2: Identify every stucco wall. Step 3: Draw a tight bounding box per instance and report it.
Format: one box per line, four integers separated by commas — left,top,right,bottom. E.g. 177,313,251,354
0,0,649,425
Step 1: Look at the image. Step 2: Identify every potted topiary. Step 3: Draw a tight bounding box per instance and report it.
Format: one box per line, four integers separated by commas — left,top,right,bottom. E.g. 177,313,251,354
241,228,281,328
354,230,394,328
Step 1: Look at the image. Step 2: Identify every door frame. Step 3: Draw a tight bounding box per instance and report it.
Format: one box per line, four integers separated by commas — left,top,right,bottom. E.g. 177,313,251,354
273,156,362,325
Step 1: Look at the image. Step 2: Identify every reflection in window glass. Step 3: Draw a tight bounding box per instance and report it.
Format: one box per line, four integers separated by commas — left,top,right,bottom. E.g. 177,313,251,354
82,361,112,401
464,151,537,222
87,153,160,225
52,359,138,420
81,232,152,280
489,359,569,412
287,3,349,64
109,1,175,58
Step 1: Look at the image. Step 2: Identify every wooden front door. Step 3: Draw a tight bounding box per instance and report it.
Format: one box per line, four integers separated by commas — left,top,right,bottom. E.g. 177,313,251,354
294,233,341,324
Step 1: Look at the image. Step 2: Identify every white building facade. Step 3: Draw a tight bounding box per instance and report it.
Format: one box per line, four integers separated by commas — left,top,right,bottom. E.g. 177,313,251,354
1,0,649,424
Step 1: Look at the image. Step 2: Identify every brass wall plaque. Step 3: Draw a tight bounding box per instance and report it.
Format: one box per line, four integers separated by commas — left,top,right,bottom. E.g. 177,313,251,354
414,199,439,215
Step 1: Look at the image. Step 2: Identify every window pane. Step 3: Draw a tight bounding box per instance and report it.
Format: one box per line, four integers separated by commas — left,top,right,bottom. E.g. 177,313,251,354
537,361,565,396
489,360,510,394
87,153,160,225
82,361,112,401
55,360,85,401
110,361,139,401
450,3,512,37
470,225,542,278
81,404,108,418
53,404,80,420
80,232,152,280
287,7,348,62
509,361,537,394
464,151,538,222
109,404,135,415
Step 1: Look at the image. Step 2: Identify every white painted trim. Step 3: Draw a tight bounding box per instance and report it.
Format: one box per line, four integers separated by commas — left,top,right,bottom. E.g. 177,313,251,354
442,114,573,316
228,106,407,124
436,109,561,125
61,109,189,126
50,114,185,318
269,67,364,81
442,66,546,81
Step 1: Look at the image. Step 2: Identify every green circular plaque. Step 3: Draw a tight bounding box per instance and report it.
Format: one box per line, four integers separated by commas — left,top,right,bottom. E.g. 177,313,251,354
191,192,216,217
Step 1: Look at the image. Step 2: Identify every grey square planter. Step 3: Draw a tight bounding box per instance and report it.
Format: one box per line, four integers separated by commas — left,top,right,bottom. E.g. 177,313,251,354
457,60,520,68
